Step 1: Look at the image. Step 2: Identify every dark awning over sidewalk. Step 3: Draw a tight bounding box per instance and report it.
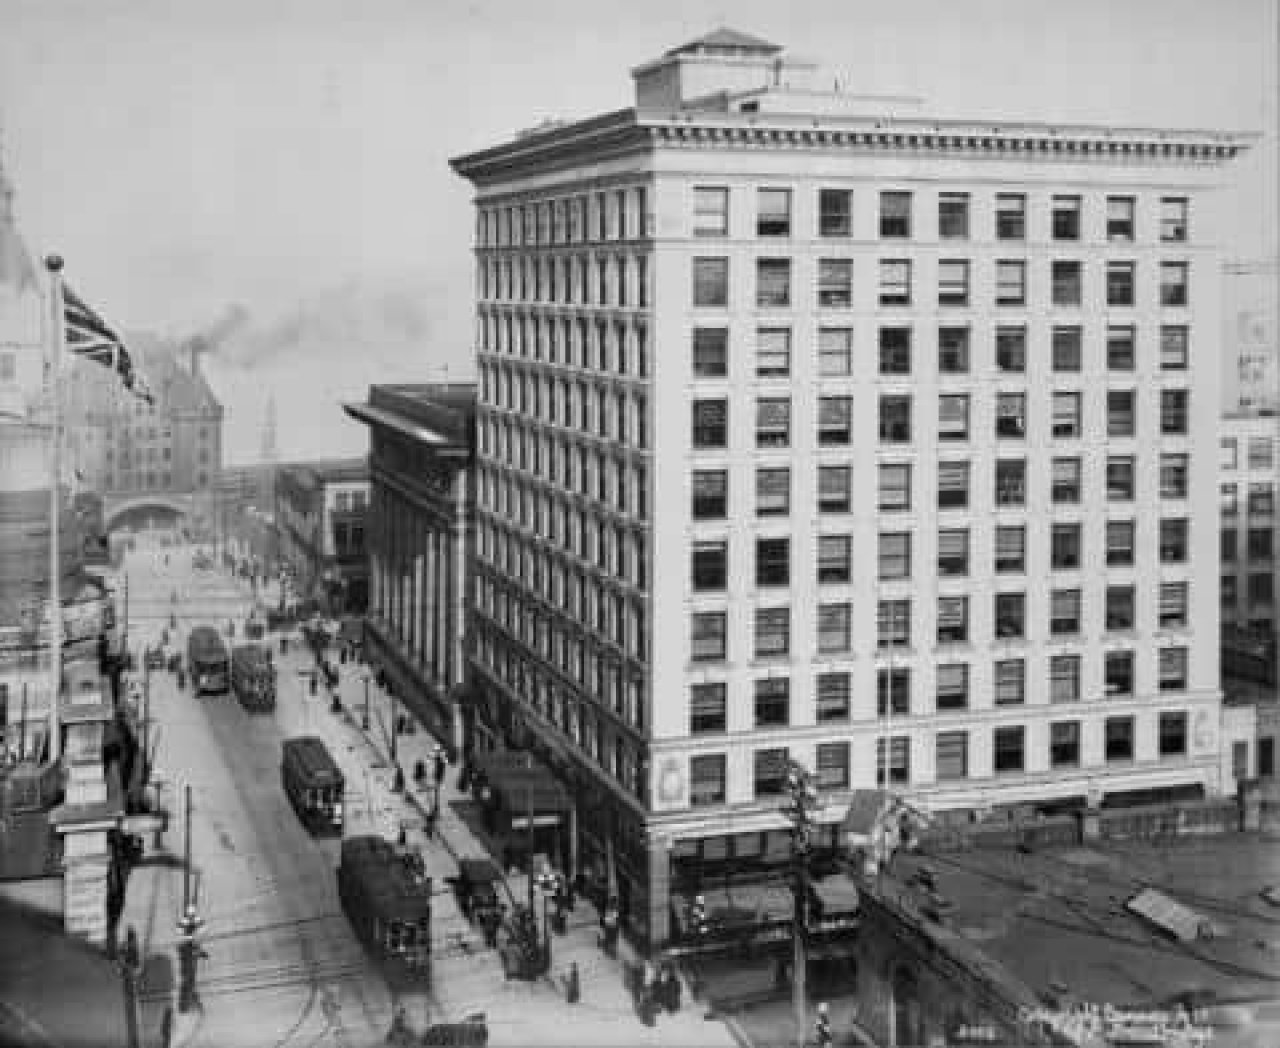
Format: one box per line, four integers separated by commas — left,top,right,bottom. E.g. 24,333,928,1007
474,749,572,815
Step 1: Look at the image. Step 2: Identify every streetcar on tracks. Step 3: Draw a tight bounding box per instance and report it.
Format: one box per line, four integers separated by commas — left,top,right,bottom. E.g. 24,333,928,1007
187,625,230,695
337,835,432,971
281,736,344,835
231,643,276,712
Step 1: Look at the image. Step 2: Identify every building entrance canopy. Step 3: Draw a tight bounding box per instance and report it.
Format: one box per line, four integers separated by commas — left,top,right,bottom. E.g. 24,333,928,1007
474,749,572,815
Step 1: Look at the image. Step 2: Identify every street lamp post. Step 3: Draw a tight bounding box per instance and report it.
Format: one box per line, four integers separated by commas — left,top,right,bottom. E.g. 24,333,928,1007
362,672,371,731
389,684,403,793
783,759,820,1048
177,783,203,1013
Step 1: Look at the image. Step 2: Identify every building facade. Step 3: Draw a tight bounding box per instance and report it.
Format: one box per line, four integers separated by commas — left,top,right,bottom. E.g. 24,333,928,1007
1221,259,1278,414
452,29,1253,945
345,384,476,756
274,459,370,615
1220,414,1279,636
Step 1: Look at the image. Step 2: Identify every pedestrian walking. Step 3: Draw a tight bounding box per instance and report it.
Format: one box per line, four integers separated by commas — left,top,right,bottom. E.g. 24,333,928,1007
425,801,438,841
814,1002,833,1048
433,748,446,787
566,961,581,1004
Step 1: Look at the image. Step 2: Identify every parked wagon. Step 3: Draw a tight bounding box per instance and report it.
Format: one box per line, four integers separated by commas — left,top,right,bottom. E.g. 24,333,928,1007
281,736,344,835
337,835,432,971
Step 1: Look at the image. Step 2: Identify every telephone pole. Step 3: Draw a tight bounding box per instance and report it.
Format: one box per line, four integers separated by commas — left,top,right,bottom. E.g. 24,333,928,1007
783,758,820,1048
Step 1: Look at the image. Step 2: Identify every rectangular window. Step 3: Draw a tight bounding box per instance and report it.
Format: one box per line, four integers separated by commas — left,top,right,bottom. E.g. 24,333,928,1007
1160,262,1189,306
690,683,727,734
1106,584,1135,631
992,723,1029,777
936,731,969,781
1051,720,1081,766
692,399,728,448
879,532,911,580
693,257,729,306
879,327,912,374
1159,712,1188,757
756,258,791,308
1051,325,1082,372
818,259,853,308
816,742,850,790
1223,482,1240,518
756,328,791,376
995,660,1025,706
1160,453,1189,499
1107,457,1135,501
996,326,1026,373
691,612,727,661
1051,457,1082,503
692,469,727,519
757,188,791,237
938,395,970,442
816,603,852,653
1052,392,1082,438
755,397,791,448
754,678,790,727
1107,262,1135,306
879,395,912,443
747,752,788,798
1052,262,1082,306
694,187,729,237
1222,529,1238,563
938,528,969,577
818,465,852,513
816,673,851,723
996,261,1026,305
1248,572,1274,607
818,396,853,446
1248,527,1274,560
756,537,790,587
880,191,912,238
1159,648,1188,691
1107,196,1136,241
1160,197,1188,242
1249,438,1275,470
1106,520,1135,566
995,193,1026,239
994,592,1024,639
692,328,728,376
756,468,790,517
1050,589,1082,636
1103,716,1134,763
1108,390,1136,437
937,461,970,509
1051,523,1082,570
818,327,853,375
938,327,970,373
819,188,852,237
879,259,912,305
1105,652,1134,698
690,754,726,806
875,736,911,786
995,458,1026,506
1249,483,1275,517
1107,325,1136,371
1160,326,1189,370
817,535,852,584
938,193,970,239
877,599,911,650
692,540,728,591
1052,195,1081,239
938,260,970,305
1159,581,1189,629
937,596,969,644
1161,390,1189,435
878,463,911,511
754,607,790,657
995,525,1025,574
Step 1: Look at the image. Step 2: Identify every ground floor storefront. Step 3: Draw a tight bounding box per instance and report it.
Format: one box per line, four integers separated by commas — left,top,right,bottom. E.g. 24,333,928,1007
363,617,462,759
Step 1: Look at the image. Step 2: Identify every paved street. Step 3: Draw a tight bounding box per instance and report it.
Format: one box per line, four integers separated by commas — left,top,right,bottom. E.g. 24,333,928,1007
112,540,743,1048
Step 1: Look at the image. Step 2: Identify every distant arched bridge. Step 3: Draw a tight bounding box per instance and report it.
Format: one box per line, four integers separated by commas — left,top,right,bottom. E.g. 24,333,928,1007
103,492,212,534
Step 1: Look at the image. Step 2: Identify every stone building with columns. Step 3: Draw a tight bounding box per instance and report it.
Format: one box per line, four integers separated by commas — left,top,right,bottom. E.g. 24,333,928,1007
451,27,1255,948
344,384,476,758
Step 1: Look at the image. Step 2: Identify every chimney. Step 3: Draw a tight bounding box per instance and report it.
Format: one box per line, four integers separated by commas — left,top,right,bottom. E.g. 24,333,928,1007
188,335,209,376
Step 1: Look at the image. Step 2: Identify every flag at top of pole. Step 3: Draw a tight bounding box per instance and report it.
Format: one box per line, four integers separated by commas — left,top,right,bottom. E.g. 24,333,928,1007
61,281,152,403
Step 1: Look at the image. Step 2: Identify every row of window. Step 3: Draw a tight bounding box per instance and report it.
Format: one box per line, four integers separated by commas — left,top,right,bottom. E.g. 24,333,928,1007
1222,527,1277,563
693,529,1190,590
690,389,1193,448
481,372,650,447
687,711,1195,805
689,588,1190,661
1221,435,1277,472
690,322,1191,378
689,257,1191,310
692,461,1189,518
689,187,1190,244
478,448,649,530
478,251,649,308
477,310,651,377
1221,572,1277,609
476,185,650,248
1222,482,1276,518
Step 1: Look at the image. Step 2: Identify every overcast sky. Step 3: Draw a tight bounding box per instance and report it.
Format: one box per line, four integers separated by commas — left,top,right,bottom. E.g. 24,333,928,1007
1,0,1275,460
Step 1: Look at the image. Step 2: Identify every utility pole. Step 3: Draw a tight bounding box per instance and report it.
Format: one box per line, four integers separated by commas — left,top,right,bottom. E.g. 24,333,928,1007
177,783,202,1013
142,661,151,784
783,758,820,1048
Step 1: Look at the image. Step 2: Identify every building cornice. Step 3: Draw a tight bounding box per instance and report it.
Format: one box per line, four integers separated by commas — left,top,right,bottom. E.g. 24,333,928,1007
451,107,1257,186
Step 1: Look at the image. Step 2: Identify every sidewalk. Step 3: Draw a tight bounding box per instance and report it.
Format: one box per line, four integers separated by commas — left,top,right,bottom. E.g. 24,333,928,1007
310,644,743,1048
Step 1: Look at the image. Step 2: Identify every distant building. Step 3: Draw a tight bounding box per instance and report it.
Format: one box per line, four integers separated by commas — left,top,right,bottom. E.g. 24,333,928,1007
1222,259,1279,414
1220,414,1279,637
344,384,477,754
452,28,1255,946
274,458,369,615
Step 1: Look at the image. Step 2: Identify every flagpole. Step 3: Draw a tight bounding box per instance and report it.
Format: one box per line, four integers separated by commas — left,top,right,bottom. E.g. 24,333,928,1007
45,254,64,764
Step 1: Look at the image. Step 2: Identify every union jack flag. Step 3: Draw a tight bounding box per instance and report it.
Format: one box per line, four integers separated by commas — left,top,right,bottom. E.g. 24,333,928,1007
63,283,152,402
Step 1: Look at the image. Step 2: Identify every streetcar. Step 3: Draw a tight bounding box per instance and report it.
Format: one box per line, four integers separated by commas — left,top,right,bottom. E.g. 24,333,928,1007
231,643,276,712
281,736,344,835
187,625,230,696
337,835,432,970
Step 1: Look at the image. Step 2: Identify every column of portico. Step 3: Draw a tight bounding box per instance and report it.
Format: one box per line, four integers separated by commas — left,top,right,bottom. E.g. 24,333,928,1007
420,521,435,675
